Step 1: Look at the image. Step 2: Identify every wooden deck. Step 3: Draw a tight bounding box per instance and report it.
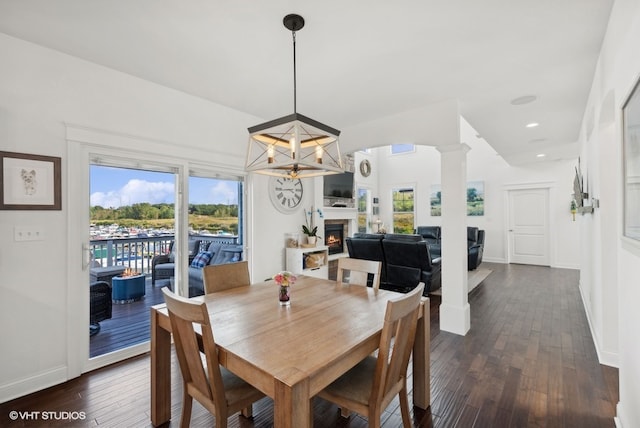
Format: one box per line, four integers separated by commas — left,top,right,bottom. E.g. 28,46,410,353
90,277,169,358
5,262,617,427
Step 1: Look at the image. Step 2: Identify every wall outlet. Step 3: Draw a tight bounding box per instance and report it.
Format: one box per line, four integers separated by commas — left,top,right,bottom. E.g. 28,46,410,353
14,226,44,242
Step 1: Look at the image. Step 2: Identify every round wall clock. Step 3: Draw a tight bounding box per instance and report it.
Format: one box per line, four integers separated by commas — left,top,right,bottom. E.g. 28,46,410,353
268,176,304,213
359,159,372,177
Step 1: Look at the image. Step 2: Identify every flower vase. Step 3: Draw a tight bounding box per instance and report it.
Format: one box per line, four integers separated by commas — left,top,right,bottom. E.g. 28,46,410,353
279,285,291,306
306,236,317,245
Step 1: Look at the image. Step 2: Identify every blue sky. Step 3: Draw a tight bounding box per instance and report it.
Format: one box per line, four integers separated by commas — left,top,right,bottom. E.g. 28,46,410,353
90,166,238,208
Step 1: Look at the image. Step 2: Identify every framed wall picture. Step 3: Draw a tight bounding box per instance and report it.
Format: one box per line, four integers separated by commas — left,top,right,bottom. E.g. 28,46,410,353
430,181,485,216
0,151,61,210
623,75,640,240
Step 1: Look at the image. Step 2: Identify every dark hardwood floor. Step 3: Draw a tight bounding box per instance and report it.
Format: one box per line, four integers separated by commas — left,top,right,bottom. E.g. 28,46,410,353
2,263,618,427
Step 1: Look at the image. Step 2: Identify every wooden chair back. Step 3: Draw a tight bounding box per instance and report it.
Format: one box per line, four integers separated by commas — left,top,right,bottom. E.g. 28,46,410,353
317,282,425,426
373,282,425,409
336,257,382,290
161,288,227,419
203,261,250,294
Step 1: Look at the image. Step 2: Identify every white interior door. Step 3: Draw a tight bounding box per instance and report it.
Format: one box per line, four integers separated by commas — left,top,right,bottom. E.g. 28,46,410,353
508,188,550,266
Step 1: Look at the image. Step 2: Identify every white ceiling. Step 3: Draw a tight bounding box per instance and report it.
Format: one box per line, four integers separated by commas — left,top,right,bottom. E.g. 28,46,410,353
0,0,613,165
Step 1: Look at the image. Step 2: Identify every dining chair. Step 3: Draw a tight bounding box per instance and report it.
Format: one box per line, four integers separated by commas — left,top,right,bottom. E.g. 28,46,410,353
336,257,382,290
161,287,265,428
317,282,425,428
202,260,250,294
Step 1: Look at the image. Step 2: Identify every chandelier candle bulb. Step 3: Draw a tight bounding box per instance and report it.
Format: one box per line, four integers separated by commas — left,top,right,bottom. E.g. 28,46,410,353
267,145,275,163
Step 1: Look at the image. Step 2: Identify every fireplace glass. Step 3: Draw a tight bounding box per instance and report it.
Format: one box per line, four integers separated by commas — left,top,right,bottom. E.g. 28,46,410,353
325,224,344,255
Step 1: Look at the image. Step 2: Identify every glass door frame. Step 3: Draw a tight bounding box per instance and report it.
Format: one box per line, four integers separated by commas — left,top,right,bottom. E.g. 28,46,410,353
67,128,246,376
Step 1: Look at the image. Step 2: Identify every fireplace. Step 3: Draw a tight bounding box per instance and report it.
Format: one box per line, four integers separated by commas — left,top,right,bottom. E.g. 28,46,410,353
325,223,345,255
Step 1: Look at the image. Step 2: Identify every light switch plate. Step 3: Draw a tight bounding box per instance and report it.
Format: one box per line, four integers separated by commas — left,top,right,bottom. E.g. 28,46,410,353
14,226,44,242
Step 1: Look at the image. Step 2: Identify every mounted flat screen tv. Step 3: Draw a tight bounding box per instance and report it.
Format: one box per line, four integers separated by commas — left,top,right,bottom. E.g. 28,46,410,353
323,172,354,199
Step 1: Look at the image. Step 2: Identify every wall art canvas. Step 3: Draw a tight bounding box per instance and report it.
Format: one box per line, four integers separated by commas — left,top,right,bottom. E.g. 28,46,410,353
430,181,484,216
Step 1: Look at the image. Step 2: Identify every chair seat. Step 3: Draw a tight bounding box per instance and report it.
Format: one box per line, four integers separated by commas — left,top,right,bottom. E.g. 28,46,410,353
219,366,265,405
154,262,175,272
320,356,377,406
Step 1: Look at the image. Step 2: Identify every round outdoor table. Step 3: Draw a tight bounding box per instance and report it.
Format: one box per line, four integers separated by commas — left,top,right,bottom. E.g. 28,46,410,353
112,274,146,304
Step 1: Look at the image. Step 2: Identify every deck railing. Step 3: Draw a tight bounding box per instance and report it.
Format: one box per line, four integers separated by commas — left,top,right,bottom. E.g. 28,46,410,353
89,234,239,276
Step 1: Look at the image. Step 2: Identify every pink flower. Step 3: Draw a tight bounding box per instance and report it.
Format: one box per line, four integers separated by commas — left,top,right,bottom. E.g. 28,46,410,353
273,271,297,287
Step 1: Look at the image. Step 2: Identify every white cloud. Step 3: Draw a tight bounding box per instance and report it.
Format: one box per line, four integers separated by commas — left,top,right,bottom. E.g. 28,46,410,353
207,181,238,205
90,179,174,208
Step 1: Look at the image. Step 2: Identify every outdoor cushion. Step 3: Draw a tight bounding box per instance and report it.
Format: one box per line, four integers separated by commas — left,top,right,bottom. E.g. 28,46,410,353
190,251,213,268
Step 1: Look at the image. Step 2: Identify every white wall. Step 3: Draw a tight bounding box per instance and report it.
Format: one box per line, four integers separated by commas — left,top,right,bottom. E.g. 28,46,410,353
577,0,640,426
371,119,580,269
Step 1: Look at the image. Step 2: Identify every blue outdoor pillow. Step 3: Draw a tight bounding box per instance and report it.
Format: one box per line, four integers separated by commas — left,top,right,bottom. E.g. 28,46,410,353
190,251,213,268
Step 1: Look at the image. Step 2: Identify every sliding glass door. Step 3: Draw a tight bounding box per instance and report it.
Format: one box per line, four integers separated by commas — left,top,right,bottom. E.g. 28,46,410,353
88,162,243,359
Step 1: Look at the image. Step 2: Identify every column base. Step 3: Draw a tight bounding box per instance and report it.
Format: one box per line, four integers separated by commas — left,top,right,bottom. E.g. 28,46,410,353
440,302,470,335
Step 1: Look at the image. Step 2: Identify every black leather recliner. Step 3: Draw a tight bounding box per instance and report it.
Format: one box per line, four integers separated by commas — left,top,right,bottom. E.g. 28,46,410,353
345,233,441,295
468,228,484,271
415,225,441,258
381,234,441,294
415,226,485,271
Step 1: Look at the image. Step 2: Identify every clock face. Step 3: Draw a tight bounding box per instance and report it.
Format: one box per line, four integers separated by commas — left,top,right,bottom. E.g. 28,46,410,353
269,176,304,213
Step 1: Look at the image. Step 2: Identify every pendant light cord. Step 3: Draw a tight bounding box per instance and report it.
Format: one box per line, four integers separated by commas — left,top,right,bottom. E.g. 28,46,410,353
292,30,297,114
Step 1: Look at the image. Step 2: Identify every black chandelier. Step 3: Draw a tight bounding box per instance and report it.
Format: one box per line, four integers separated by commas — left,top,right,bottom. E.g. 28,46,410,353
245,14,344,178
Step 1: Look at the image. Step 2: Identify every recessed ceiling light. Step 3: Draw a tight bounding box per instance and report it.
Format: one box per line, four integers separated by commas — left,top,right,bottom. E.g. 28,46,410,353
526,122,539,128
511,95,537,105
536,153,546,158
528,138,548,144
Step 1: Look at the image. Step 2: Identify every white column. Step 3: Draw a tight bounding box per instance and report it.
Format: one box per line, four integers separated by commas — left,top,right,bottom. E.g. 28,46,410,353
437,143,470,335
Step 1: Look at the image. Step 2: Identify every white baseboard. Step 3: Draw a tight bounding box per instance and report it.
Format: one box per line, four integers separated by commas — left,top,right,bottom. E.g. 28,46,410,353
0,366,67,404
481,256,506,264
578,280,619,368
614,401,624,428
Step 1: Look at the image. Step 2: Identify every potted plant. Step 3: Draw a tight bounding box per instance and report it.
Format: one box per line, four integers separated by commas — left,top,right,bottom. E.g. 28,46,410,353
302,206,323,245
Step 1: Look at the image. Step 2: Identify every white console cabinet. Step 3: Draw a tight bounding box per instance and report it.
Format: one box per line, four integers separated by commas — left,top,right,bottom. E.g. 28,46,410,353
286,246,329,279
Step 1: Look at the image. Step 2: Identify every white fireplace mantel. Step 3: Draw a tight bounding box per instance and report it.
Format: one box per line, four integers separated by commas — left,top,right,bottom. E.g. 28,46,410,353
322,207,357,221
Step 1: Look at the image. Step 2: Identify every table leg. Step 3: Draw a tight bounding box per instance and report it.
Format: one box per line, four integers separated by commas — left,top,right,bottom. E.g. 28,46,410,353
412,299,431,408
151,308,172,426
273,374,311,428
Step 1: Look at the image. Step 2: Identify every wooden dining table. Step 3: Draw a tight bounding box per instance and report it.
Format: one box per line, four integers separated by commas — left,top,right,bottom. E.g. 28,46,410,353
150,275,430,428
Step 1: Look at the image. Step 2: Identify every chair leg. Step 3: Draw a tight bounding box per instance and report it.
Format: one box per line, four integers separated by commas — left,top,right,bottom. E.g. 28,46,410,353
180,389,193,428
340,407,351,418
368,408,381,428
398,387,412,428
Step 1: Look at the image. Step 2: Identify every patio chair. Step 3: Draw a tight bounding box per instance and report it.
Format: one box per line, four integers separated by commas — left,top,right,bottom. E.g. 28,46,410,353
151,239,201,285
317,283,425,428
90,281,112,336
161,287,265,427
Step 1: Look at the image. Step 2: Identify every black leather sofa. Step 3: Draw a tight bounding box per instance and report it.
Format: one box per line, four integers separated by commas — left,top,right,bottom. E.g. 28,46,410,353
415,226,485,270
346,233,441,295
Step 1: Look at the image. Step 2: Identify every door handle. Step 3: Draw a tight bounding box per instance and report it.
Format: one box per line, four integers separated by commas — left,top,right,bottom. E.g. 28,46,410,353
82,244,91,270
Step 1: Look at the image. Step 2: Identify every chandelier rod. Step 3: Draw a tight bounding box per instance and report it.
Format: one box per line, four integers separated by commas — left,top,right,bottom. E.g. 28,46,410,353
292,26,298,114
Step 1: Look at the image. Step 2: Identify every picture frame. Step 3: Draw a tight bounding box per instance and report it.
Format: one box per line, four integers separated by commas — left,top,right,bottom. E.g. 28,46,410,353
0,151,61,210
623,75,640,240
430,181,485,216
